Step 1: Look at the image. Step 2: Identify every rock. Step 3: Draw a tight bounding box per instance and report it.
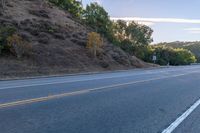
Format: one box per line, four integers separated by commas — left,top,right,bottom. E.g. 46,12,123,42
20,19,32,26
19,32,32,42
77,40,86,46
29,28,39,36
0,11,3,16
65,32,71,38
7,3,14,7
53,33,65,40
99,61,109,68
29,10,50,18
72,34,79,39
38,32,50,44
71,39,86,46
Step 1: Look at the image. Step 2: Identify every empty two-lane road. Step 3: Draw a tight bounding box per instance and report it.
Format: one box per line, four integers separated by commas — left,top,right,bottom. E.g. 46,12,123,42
1,66,200,133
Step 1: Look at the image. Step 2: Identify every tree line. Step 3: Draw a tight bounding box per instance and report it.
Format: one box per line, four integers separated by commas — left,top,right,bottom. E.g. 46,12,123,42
48,0,197,65
157,41,200,63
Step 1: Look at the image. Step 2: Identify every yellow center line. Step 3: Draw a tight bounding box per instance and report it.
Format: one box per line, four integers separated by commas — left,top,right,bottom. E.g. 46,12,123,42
0,71,199,109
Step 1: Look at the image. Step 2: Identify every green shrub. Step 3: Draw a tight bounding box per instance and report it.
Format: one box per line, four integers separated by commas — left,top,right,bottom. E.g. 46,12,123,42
7,34,32,58
148,46,196,65
49,0,83,18
0,26,17,53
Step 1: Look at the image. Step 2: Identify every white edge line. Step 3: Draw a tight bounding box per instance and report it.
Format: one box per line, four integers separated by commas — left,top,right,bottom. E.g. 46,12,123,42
162,98,200,133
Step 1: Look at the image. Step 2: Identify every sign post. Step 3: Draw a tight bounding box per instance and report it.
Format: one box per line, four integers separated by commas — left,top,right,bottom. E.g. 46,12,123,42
152,53,157,64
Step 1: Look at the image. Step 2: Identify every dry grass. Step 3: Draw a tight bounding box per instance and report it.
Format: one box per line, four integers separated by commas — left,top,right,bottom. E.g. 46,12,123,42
0,0,155,79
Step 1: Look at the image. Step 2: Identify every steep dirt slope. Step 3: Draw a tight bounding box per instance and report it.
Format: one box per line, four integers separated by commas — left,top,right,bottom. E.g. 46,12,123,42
0,0,155,79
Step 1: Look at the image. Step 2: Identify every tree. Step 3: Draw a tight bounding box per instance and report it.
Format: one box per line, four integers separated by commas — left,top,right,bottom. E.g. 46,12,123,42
84,3,113,39
126,21,153,46
87,32,103,57
49,0,83,18
111,20,154,57
112,20,128,42
150,46,196,65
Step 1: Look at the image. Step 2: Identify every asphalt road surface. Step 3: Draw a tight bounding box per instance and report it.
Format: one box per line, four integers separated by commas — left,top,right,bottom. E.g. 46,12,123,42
1,66,200,133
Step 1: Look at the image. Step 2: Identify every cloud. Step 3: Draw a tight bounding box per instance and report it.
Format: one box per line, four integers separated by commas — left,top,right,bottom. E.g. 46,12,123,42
190,31,200,34
111,17,155,26
136,21,155,26
184,28,200,34
110,17,200,24
184,28,200,31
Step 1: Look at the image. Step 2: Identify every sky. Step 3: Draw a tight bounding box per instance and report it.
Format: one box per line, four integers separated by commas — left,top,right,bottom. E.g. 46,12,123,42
82,0,200,43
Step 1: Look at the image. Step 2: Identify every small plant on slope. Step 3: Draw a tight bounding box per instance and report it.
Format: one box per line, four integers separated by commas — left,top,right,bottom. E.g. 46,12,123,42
87,32,103,57
7,34,32,58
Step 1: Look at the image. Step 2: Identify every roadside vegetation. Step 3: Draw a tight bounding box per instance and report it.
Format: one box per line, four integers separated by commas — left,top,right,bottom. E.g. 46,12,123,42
87,32,103,57
0,0,196,66
0,26,32,58
47,0,196,66
138,46,196,65
157,42,200,63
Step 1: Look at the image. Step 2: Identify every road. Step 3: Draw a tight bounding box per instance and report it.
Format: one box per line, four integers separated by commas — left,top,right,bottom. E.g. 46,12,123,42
1,65,200,133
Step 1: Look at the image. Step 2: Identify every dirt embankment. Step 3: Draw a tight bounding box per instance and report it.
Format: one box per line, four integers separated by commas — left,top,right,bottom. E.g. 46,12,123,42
0,0,156,79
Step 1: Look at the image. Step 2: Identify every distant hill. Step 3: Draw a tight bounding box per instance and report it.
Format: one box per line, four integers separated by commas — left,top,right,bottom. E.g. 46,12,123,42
157,41,200,62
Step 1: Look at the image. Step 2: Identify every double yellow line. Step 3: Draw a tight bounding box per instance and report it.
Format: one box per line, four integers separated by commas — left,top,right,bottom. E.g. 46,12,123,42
0,72,198,109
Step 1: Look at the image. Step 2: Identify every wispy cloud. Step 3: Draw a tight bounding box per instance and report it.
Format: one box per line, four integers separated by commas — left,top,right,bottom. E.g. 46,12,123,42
184,28,200,31
184,28,200,34
136,21,155,26
111,17,200,24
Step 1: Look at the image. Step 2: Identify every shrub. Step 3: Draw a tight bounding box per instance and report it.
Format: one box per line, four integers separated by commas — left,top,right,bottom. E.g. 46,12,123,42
0,26,16,52
87,32,103,57
84,3,113,37
7,34,32,58
147,46,197,65
49,0,83,18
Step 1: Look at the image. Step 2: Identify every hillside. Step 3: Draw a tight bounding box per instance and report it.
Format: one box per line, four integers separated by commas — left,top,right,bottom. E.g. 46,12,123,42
0,0,154,79
157,41,200,62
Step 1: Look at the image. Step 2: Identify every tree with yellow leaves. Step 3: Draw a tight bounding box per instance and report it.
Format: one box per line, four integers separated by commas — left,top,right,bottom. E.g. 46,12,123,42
87,32,103,57
7,34,32,58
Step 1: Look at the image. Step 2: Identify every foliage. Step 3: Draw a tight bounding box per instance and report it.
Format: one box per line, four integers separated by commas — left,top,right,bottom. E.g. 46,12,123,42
50,1,154,52
7,34,32,58
87,32,103,57
112,20,154,59
83,2,113,40
141,46,197,65
125,21,153,45
157,41,200,63
49,1,195,66
112,20,153,45
49,0,83,18
83,4,153,46
0,26,17,54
